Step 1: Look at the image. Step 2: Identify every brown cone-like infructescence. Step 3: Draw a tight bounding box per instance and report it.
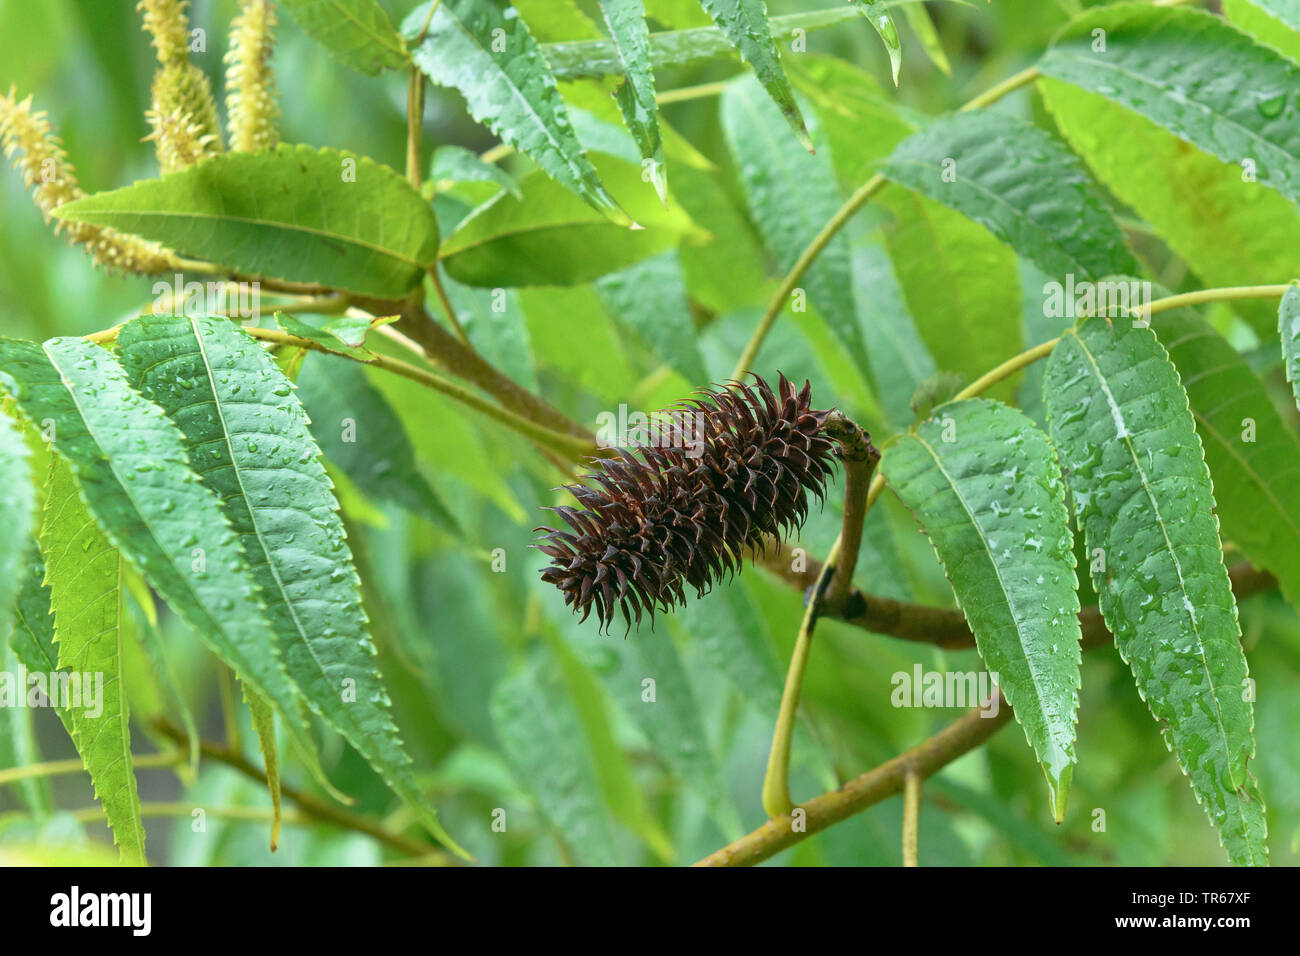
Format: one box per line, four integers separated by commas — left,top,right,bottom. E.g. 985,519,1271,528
536,374,839,632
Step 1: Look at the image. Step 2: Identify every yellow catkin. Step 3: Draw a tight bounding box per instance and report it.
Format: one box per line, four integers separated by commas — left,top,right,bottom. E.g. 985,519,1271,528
225,0,280,152
138,0,224,171
0,89,177,275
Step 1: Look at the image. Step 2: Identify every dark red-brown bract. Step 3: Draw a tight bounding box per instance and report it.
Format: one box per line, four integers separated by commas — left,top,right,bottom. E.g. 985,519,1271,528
536,374,838,632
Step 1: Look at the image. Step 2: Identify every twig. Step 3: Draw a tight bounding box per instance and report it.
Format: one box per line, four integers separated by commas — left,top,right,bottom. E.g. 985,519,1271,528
395,303,596,446
151,718,463,864
902,771,922,867
697,695,1014,866
821,411,879,609
763,554,1276,650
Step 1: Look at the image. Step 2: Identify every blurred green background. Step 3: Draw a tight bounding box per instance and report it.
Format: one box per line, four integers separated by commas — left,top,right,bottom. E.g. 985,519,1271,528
2,0,1298,867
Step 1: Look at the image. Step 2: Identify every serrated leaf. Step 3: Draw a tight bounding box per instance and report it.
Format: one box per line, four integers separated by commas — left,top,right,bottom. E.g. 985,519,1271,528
1225,0,1300,62
595,250,708,384
116,315,467,858
1281,282,1300,411
0,337,310,797
598,0,667,202
1038,5,1300,208
1153,305,1300,615
41,455,145,865
275,0,408,74
1044,315,1267,865
55,145,438,299
439,152,700,287
294,351,460,533
721,76,870,382
701,0,811,148
0,410,35,631
490,658,620,866
882,111,1137,281
404,0,627,222
881,399,1081,820
881,189,1022,397
850,0,902,85
1040,77,1300,337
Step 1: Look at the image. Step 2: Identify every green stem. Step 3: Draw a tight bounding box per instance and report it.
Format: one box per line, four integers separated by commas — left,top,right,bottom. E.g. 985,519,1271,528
957,66,1040,113
0,750,182,788
732,174,886,379
428,266,473,348
762,535,841,818
902,771,922,867
406,68,426,189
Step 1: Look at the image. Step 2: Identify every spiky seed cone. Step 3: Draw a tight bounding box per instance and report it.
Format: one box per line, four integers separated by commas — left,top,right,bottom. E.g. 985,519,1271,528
536,374,839,632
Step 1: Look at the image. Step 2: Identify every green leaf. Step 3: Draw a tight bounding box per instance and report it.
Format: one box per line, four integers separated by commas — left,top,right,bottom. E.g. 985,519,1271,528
116,315,467,858
902,2,951,76
1044,316,1267,866
404,0,627,222
851,242,935,430
430,145,522,200
55,146,439,299
1152,305,1300,614
511,0,603,41
598,0,667,202
41,455,145,865
1040,77,1300,336
1224,0,1300,63
1038,4,1300,208
0,337,308,794
880,189,1022,397
881,399,1081,821
700,0,811,149
595,250,708,384
242,684,282,852
440,153,700,287
786,54,918,188
881,111,1137,281
0,409,35,632
544,626,674,862
295,351,460,533
850,0,903,85
275,0,408,75
721,76,870,383
1281,282,1300,411
490,658,621,865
